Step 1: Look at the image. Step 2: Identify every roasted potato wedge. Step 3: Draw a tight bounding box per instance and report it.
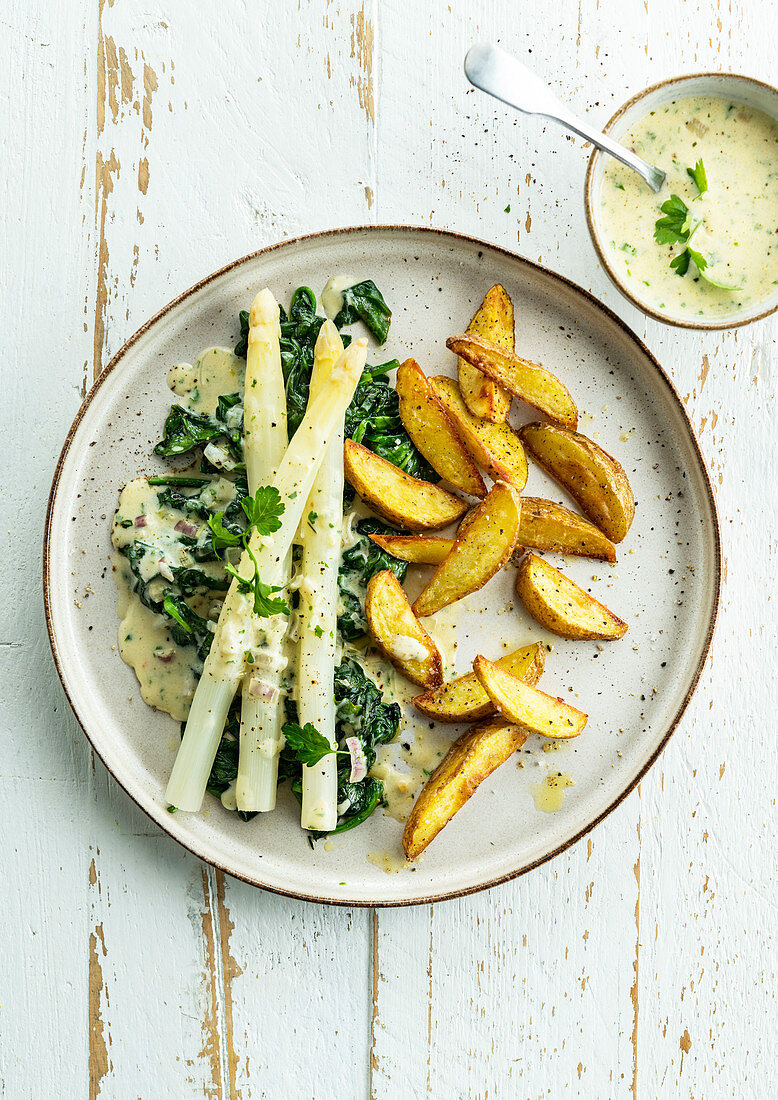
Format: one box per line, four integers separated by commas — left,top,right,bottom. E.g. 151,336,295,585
368,533,453,566
343,439,468,531
447,333,578,430
518,423,635,543
396,359,486,497
413,641,545,722
365,570,443,688
473,656,587,738
515,553,627,640
457,284,513,424
431,375,529,492
412,481,522,616
403,718,530,860
519,497,616,562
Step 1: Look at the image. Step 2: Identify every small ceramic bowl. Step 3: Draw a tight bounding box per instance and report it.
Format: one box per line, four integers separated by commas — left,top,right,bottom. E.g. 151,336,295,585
585,72,778,329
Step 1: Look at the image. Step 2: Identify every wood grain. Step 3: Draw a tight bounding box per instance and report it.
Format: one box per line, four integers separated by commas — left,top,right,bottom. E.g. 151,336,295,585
2,0,776,1096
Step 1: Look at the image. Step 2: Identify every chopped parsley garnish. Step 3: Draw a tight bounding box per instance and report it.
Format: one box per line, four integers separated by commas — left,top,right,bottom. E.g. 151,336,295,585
207,510,244,553
653,194,690,247
686,158,708,196
225,544,290,618
653,160,738,289
242,486,285,535
283,722,335,767
208,487,289,618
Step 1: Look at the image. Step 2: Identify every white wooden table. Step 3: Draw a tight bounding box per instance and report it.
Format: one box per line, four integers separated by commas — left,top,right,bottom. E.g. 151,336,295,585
4,2,776,1096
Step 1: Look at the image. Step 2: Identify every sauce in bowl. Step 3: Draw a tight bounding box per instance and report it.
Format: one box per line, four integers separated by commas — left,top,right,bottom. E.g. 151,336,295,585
593,94,778,322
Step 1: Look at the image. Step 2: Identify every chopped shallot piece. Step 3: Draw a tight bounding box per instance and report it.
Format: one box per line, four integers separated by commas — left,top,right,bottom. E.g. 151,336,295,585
248,677,279,705
154,646,175,663
346,737,367,783
134,514,147,528
174,519,198,538
157,559,175,582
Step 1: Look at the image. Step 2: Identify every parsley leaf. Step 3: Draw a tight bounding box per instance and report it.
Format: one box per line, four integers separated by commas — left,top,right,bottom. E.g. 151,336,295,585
282,722,335,767
242,486,285,536
654,195,690,246
225,544,290,618
686,158,708,196
207,511,244,553
686,244,708,275
669,250,691,276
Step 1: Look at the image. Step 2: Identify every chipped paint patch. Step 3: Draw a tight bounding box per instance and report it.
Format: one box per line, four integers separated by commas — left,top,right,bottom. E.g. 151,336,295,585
88,854,110,1098
350,6,375,125
198,868,224,1099
215,871,242,1099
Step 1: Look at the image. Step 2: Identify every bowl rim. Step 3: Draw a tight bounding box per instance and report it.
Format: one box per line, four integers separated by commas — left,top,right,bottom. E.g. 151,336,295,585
584,70,778,330
43,223,722,906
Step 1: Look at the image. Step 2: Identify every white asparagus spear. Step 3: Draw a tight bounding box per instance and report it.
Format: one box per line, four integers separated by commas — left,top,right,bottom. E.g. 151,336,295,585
237,289,291,812
297,321,345,830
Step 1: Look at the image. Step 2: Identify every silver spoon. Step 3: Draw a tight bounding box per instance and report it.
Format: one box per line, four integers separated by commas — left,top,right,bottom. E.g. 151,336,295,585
464,42,666,193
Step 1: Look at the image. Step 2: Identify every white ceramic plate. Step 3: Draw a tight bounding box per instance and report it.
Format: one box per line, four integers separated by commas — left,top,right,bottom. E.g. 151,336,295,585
45,227,720,906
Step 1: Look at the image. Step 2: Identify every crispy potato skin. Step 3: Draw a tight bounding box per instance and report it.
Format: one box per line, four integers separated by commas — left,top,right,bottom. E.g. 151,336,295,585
343,439,468,531
413,642,545,722
431,375,529,492
448,332,578,430
412,481,522,616
365,570,443,688
403,719,530,860
457,284,514,423
515,553,628,640
473,655,587,738
396,359,486,497
369,534,453,566
519,497,617,562
518,423,635,543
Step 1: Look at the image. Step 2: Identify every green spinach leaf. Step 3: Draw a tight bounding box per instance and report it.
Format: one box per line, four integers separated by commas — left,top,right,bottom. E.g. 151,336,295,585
334,280,392,343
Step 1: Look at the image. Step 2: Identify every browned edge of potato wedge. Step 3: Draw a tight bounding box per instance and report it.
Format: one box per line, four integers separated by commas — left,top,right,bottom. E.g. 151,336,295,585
515,552,628,640
431,374,529,492
403,718,530,860
343,438,468,531
413,641,545,723
396,358,486,498
457,284,513,424
473,655,587,738
365,570,442,688
519,497,616,562
518,422,635,543
369,533,453,566
412,481,522,617
447,332,578,430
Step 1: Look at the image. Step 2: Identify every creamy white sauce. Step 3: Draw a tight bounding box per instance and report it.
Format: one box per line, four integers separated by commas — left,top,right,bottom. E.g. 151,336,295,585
320,275,359,320
387,633,430,663
113,551,203,721
371,728,448,824
112,348,245,722
113,477,226,587
220,779,238,811
530,771,574,813
167,347,245,414
597,95,778,317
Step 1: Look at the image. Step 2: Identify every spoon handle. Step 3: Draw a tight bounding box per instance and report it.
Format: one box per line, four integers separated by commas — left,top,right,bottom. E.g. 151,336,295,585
464,43,666,193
